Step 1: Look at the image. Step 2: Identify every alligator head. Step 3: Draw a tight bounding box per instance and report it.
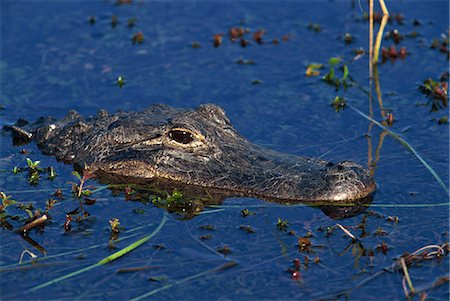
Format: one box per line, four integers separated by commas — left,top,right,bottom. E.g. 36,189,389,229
9,104,376,211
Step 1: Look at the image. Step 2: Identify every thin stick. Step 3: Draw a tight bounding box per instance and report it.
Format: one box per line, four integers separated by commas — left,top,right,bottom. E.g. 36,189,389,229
373,0,389,64
15,215,48,233
401,257,415,295
117,265,159,273
4,188,71,194
411,244,445,257
19,250,37,264
20,234,47,256
0,261,66,272
402,276,410,298
336,223,357,241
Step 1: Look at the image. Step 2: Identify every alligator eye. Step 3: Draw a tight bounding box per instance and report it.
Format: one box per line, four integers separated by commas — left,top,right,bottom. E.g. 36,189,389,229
168,130,194,144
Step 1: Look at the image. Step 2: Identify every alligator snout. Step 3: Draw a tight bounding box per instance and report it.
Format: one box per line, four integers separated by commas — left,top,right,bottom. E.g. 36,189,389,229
315,161,375,202
226,148,376,203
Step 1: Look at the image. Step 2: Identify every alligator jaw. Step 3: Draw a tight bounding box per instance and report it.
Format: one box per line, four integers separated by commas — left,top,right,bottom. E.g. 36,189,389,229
90,157,376,205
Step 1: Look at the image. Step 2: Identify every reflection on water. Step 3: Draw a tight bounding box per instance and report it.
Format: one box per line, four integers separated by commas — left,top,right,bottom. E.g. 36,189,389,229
102,176,373,220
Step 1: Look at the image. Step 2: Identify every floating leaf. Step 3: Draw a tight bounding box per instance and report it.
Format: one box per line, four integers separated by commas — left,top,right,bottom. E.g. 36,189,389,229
240,208,254,217
48,167,57,180
1,193,17,208
277,218,289,231
306,63,323,77
323,67,335,82
24,209,34,219
328,57,341,66
71,171,82,180
342,65,349,81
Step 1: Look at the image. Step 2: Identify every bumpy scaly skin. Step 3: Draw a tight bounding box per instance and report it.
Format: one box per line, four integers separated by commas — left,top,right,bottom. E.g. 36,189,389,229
32,104,375,203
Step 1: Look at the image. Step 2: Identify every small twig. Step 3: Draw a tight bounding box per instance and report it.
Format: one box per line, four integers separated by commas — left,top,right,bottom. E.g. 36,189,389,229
15,215,48,233
336,223,357,241
401,257,415,296
19,250,37,264
411,244,445,257
373,0,389,64
1,261,65,272
402,276,410,299
117,265,160,273
20,233,47,255
78,177,85,198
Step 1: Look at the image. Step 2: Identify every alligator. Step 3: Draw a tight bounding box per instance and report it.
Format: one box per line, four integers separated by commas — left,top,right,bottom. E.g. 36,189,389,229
8,104,376,211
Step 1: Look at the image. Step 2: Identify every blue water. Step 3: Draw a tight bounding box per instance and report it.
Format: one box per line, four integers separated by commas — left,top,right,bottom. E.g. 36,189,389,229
1,1,448,300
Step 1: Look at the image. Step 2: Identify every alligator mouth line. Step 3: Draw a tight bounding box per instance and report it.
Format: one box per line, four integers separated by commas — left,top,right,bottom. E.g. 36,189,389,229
91,158,376,205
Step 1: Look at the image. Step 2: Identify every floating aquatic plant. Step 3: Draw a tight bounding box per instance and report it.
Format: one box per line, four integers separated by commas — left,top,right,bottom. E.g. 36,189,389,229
131,32,144,45
419,77,448,111
305,63,323,77
277,217,289,231
240,208,254,217
322,57,350,90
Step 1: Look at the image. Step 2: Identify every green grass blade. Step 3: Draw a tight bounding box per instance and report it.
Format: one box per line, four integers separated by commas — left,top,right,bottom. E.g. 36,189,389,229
29,212,168,291
30,263,102,291
89,185,111,193
348,104,449,195
98,212,168,265
3,188,72,194
198,208,225,214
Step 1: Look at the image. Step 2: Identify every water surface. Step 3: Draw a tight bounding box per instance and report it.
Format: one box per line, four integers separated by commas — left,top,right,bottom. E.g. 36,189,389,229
1,1,448,300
